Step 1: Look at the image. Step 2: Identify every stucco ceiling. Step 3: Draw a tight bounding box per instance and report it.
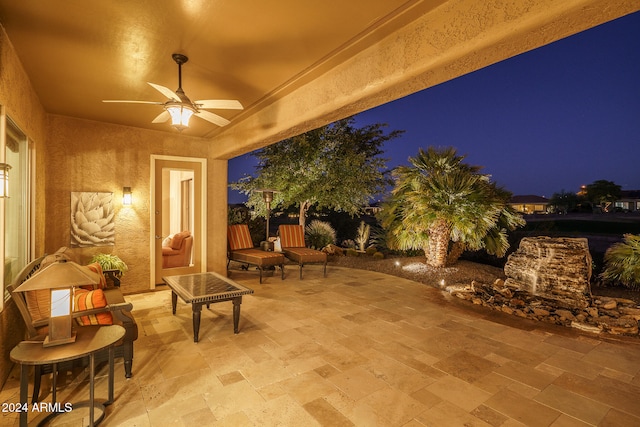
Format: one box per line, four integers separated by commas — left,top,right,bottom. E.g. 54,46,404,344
0,0,442,138
1,0,639,150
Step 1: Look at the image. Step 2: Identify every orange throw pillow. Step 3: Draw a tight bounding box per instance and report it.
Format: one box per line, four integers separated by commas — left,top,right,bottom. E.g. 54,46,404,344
74,289,113,325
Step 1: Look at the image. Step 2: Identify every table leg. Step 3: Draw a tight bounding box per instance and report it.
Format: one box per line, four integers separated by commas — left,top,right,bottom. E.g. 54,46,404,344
105,345,115,405
232,297,242,334
19,364,28,427
89,353,95,426
171,291,178,315
52,362,58,405
192,303,202,343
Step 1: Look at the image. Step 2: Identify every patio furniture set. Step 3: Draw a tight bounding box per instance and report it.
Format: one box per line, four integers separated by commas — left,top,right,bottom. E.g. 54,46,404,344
227,224,327,283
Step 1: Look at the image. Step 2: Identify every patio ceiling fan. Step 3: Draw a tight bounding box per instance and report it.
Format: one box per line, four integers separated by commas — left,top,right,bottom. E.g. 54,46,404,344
103,53,243,131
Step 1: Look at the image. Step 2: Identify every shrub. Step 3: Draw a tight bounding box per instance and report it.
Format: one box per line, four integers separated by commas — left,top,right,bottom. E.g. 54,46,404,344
355,221,371,251
600,234,640,289
369,224,389,252
342,239,356,249
345,248,359,257
365,246,378,256
373,251,385,259
305,220,336,249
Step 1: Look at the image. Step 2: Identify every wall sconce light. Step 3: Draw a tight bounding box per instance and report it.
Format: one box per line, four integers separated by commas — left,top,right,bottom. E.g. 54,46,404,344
123,187,132,206
166,103,195,132
14,260,101,347
0,163,11,198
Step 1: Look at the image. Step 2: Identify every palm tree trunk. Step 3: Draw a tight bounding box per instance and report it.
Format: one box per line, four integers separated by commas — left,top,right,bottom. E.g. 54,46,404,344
446,241,466,266
426,219,451,268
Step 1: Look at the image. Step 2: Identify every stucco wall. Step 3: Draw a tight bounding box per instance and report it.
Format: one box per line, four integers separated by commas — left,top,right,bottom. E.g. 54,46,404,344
1,24,230,387
45,115,229,294
0,26,48,388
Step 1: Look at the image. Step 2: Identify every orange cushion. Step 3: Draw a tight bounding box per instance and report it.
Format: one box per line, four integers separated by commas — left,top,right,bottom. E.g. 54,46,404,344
228,224,254,250
84,262,107,290
74,289,113,326
170,231,190,250
279,225,306,248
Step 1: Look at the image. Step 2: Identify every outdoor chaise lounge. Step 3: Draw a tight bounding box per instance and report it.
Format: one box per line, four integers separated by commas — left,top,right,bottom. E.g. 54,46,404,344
227,224,285,283
278,224,327,279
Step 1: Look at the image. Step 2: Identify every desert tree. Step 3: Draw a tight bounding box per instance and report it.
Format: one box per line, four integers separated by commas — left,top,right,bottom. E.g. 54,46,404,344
585,180,621,213
231,117,402,227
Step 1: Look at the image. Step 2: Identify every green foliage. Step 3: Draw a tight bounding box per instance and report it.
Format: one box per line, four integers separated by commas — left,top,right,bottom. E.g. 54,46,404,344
305,220,336,249
378,146,525,267
230,117,403,224
585,180,621,213
368,224,389,251
228,205,250,225
90,253,128,275
355,221,371,251
373,251,385,259
600,234,640,289
345,248,359,257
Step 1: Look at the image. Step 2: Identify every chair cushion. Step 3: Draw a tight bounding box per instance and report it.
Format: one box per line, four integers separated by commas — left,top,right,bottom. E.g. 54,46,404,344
228,224,254,250
282,247,327,264
279,225,306,248
170,231,191,250
229,248,285,267
74,289,113,326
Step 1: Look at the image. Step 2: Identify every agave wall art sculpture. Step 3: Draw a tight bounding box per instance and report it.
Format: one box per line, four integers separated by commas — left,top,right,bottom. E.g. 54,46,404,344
70,192,115,247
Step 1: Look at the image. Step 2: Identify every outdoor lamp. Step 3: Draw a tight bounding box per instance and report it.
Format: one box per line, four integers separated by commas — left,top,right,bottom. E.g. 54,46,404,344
166,103,195,131
0,163,10,198
14,260,102,347
123,186,132,206
257,189,278,241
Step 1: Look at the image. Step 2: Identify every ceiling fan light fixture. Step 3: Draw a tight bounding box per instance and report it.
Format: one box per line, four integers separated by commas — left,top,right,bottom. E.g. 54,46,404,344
166,103,195,131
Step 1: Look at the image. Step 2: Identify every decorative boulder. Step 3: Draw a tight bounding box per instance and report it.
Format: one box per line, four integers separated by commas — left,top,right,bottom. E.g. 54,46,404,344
504,237,592,309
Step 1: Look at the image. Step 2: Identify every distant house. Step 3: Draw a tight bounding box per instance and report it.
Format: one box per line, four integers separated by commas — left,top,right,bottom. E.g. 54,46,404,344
509,195,550,214
614,190,640,212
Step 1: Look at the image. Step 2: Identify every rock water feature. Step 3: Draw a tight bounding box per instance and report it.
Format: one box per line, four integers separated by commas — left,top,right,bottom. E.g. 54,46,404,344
447,237,640,336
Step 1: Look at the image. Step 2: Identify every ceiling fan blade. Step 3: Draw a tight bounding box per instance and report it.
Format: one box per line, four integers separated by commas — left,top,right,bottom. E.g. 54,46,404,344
152,111,170,123
148,82,180,101
102,100,163,105
195,110,230,127
194,99,243,110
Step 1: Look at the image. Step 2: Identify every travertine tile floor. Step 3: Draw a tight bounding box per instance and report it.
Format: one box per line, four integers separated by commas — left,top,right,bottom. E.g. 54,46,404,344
2,265,640,426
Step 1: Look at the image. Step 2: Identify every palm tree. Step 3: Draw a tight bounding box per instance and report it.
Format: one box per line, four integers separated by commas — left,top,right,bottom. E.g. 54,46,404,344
378,147,525,268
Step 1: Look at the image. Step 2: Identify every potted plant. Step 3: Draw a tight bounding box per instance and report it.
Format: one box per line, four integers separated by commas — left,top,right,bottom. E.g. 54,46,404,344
90,253,129,276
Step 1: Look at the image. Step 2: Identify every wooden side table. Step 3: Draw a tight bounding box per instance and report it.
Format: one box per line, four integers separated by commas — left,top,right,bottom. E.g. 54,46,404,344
10,325,125,427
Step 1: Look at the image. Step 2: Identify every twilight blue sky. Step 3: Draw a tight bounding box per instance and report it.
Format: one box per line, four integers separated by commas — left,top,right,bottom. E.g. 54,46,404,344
229,11,640,204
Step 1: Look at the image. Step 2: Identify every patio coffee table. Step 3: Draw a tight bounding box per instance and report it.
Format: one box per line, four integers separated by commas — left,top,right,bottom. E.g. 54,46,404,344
162,272,254,342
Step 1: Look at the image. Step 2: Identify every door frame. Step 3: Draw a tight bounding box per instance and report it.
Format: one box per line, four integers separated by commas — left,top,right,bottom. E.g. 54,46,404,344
150,154,207,288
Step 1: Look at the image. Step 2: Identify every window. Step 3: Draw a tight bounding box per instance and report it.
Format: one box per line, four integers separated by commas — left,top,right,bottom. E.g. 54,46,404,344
2,115,32,309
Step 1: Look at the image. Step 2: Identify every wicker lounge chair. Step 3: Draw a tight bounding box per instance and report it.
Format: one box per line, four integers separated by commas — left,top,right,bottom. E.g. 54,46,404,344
8,254,138,403
278,224,327,279
227,224,285,283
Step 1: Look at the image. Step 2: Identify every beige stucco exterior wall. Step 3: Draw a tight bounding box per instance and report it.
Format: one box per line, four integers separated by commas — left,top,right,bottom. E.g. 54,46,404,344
45,115,229,294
